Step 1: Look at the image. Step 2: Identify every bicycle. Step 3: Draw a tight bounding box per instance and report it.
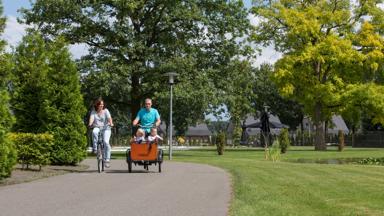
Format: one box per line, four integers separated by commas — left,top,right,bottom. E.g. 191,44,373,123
92,125,111,173
127,124,163,172
126,140,163,173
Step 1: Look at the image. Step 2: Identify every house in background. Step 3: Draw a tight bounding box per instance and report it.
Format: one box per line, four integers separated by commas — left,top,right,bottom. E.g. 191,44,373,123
159,113,349,146
240,114,287,146
185,123,212,144
242,114,287,136
302,115,349,135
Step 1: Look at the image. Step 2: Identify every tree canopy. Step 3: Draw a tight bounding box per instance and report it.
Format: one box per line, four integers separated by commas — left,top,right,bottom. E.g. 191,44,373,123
21,0,252,133
252,0,384,150
252,63,303,129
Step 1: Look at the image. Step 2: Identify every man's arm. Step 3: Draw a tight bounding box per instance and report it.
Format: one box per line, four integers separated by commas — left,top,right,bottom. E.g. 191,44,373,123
155,110,161,127
132,109,141,126
132,118,139,126
155,118,161,127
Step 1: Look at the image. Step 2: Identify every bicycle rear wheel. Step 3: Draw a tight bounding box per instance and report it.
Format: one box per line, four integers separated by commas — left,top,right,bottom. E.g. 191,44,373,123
101,156,105,172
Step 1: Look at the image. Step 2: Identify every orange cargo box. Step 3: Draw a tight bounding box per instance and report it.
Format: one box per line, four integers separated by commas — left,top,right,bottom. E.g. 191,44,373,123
130,142,158,161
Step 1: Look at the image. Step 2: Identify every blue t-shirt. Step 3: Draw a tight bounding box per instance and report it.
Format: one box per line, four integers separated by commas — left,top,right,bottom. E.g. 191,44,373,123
135,108,160,133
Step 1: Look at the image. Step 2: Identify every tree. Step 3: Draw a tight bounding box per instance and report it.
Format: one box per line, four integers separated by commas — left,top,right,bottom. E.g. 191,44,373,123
251,63,303,129
11,31,50,132
11,31,87,165
21,0,252,130
220,60,255,145
0,0,16,179
252,0,384,150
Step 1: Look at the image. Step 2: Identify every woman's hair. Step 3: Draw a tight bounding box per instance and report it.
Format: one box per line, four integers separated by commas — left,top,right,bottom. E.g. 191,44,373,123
93,98,105,110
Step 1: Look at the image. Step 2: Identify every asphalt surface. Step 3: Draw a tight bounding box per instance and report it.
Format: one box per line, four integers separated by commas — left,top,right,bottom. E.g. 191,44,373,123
0,159,231,216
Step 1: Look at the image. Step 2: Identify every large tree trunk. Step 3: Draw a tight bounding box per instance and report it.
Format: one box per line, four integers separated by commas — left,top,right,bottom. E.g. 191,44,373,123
131,74,141,124
351,126,355,147
314,102,327,150
324,120,328,143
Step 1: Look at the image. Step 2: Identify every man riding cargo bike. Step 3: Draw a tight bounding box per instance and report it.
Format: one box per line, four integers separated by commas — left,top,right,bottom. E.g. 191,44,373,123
127,98,163,172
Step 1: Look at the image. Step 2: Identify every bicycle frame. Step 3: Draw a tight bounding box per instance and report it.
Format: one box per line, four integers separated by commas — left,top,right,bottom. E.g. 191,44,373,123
96,129,104,173
93,125,111,173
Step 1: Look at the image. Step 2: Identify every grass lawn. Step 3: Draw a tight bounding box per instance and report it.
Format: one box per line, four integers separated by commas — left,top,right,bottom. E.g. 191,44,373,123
168,146,384,216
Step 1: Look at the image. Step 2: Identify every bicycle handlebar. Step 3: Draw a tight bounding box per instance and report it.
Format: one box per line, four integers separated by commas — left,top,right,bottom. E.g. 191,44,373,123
89,124,113,130
135,124,155,128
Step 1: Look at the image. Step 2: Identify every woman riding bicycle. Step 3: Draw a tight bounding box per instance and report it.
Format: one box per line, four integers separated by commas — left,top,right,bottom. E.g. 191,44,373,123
132,98,161,137
88,98,114,168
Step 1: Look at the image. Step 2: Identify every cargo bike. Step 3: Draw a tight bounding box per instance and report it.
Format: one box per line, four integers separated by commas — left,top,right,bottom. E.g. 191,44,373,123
126,141,163,173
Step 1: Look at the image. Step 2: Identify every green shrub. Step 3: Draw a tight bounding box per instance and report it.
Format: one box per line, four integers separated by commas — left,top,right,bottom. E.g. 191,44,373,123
50,127,87,165
177,136,186,145
0,132,17,179
358,157,384,165
266,140,281,162
279,128,290,153
216,132,226,155
0,91,17,179
9,132,53,170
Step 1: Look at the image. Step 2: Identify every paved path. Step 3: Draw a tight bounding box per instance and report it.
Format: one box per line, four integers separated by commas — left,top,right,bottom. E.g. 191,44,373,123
0,159,231,216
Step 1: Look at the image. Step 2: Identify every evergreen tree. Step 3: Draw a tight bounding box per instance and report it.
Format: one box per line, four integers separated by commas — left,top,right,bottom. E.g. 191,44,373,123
11,31,49,132
11,31,86,165
0,0,16,179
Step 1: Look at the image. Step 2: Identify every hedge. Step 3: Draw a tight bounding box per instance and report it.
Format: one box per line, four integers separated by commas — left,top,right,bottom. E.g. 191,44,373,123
0,131,17,179
8,133,54,170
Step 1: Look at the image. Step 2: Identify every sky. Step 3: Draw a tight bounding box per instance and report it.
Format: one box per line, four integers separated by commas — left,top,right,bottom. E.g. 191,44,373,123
1,0,280,65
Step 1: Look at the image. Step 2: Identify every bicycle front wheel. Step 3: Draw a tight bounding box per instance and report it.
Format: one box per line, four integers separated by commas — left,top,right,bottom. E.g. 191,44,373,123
97,148,103,173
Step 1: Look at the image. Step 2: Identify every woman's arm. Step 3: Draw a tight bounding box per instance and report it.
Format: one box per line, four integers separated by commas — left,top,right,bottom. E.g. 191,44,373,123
105,109,114,126
88,114,94,127
108,117,114,127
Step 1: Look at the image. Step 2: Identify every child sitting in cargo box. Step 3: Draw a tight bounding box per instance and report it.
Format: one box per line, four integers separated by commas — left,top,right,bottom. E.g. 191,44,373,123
147,127,163,144
131,128,145,144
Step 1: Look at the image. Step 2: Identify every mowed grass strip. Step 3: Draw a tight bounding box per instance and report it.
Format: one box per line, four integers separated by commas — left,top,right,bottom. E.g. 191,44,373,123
171,147,384,216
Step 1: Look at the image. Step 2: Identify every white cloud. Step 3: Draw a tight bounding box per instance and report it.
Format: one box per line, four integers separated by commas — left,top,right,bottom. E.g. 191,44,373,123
2,15,28,51
2,16,89,59
247,13,282,67
253,45,282,67
247,13,260,26
69,43,89,59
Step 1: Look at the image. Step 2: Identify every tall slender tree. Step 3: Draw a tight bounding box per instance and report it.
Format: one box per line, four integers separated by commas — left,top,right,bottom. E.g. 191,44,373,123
0,0,16,179
11,31,87,165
